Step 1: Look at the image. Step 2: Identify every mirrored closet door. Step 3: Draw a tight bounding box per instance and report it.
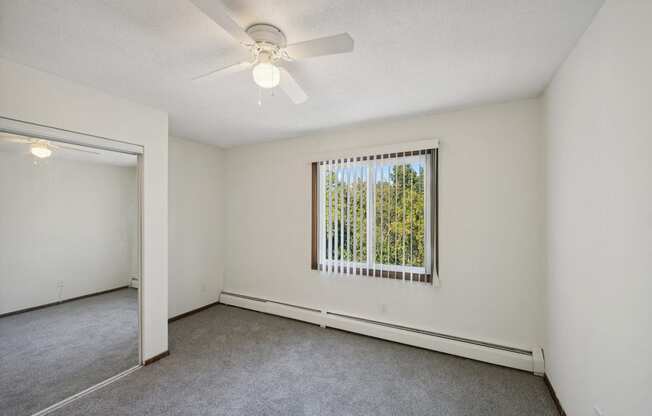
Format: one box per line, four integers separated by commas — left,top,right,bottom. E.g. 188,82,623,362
0,131,141,416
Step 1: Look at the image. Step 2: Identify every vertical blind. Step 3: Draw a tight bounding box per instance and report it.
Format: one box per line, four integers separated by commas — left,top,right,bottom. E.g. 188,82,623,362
313,149,438,284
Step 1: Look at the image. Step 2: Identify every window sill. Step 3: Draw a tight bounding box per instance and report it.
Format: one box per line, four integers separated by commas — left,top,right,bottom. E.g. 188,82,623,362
313,265,432,284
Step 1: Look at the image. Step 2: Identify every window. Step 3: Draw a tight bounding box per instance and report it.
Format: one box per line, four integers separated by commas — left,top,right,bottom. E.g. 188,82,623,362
311,149,438,283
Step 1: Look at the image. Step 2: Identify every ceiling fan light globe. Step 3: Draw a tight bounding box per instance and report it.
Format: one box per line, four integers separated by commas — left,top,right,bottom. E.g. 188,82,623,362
252,62,280,89
30,144,52,158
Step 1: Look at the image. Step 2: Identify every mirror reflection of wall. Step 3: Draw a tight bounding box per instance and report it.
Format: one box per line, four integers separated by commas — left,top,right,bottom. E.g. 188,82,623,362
0,133,140,416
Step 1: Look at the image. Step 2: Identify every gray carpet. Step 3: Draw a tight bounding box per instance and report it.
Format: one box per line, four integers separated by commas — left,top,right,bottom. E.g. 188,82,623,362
0,288,139,416
48,304,559,416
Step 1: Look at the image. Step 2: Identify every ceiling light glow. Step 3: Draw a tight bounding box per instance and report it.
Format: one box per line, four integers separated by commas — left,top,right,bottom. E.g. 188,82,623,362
252,62,280,89
30,142,52,158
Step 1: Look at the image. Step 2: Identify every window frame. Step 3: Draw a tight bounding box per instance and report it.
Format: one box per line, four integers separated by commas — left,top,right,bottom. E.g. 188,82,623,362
311,148,439,284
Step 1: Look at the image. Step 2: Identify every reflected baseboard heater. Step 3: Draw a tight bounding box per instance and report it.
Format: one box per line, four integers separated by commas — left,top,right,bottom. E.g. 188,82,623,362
219,291,544,374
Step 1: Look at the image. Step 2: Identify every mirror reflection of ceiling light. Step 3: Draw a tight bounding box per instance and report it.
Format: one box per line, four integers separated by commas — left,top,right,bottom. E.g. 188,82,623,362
30,141,52,158
0,135,102,159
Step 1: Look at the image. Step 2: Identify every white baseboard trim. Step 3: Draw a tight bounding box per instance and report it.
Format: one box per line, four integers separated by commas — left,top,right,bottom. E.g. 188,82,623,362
532,347,545,376
219,291,538,373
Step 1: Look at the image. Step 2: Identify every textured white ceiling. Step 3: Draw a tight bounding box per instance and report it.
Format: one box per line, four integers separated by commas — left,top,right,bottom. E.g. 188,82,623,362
0,0,603,147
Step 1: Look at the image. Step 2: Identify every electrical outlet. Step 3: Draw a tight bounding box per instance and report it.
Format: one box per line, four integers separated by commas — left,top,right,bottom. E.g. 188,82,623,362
594,406,605,416
201,283,207,293
56,280,64,288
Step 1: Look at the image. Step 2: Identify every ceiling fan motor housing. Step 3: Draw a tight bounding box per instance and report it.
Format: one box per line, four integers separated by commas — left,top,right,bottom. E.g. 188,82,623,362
246,24,287,48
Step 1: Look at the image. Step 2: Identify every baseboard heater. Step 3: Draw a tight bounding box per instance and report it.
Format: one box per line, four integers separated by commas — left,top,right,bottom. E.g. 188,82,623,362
219,291,543,373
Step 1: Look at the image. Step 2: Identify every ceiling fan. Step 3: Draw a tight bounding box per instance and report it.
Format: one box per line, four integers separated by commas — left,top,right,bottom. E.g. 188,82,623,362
190,0,355,104
0,133,99,159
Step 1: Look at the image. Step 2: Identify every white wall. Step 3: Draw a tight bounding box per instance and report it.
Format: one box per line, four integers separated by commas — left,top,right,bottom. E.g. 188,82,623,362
543,1,652,415
224,98,546,351
0,58,169,361
168,136,225,318
0,152,138,315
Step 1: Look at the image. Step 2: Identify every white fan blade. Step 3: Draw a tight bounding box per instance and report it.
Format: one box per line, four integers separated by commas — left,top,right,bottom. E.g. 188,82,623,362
54,144,100,155
0,134,32,144
192,61,253,82
284,33,354,60
279,67,308,104
0,132,34,144
190,0,253,45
